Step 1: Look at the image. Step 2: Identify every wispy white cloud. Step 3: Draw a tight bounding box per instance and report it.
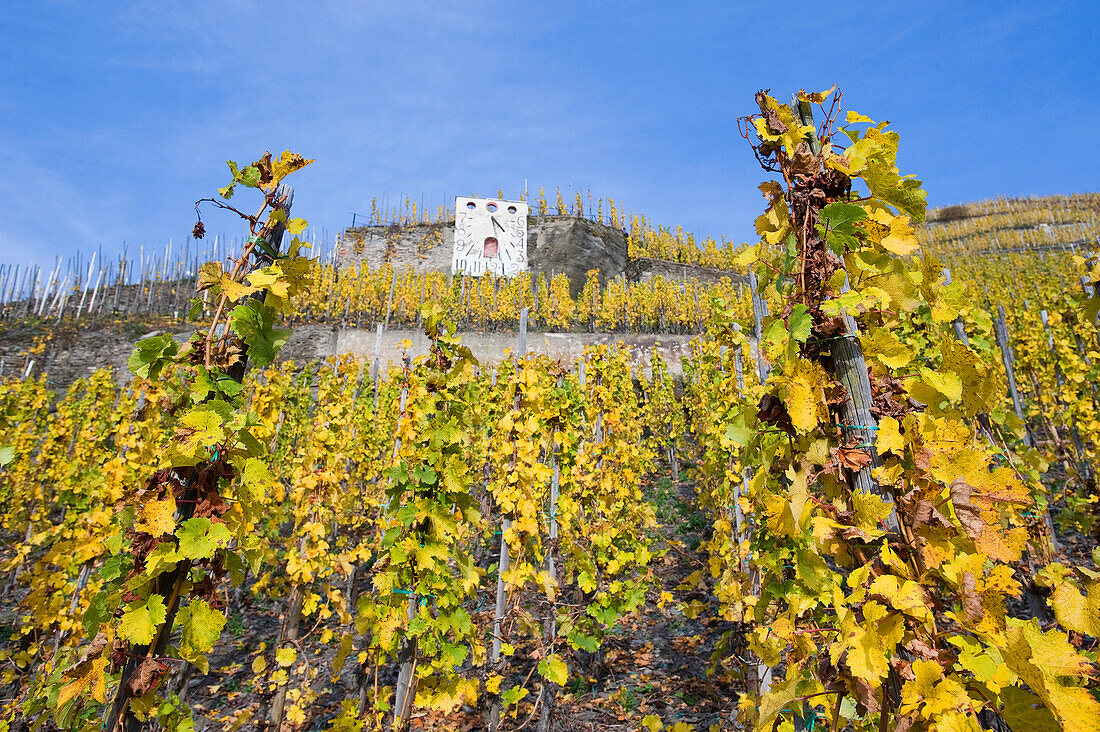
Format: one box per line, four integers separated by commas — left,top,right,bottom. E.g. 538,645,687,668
0,134,132,264
1,0,1098,268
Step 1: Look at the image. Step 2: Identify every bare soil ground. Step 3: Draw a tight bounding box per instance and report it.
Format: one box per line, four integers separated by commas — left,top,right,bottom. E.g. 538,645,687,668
163,471,746,732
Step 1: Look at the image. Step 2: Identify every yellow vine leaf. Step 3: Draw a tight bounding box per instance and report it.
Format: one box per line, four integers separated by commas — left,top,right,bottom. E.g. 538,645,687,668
177,598,227,674
868,575,930,622
1001,618,1100,730
331,632,354,683
930,281,969,324
899,660,969,720
999,686,1059,732
852,490,892,538
863,328,913,370
248,267,290,300
733,244,762,268
219,274,259,303
753,673,801,732
785,359,828,433
873,268,922,311
939,337,1001,417
485,673,503,694
755,197,791,246
753,96,815,158
286,217,308,236
134,498,177,537
57,652,108,708
118,595,167,645
946,635,1016,693
175,408,227,457
537,654,568,686
1050,579,1100,637
877,416,904,453
267,150,315,190
197,261,222,291
837,604,899,685
275,647,297,667
880,215,921,256
797,85,836,104
913,367,963,403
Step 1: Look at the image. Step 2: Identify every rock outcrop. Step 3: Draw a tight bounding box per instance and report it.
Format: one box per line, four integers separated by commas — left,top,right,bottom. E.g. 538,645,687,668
625,257,749,285
339,216,629,296
526,216,628,295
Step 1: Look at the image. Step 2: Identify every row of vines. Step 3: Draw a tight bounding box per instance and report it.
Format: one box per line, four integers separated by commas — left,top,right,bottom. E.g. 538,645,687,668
0,339,678,730
1,88,1099,732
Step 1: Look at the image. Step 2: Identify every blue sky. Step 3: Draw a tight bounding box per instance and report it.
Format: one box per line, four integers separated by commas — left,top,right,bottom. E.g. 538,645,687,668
1,1,1097,268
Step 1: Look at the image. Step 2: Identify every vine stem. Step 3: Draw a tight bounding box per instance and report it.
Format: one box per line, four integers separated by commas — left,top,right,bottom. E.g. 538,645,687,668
106,183,295,732
201,192,279,368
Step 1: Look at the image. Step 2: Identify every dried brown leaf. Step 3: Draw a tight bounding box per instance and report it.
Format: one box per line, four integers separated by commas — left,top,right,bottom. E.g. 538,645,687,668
124,657,168,697
835,447,872,471
912,499,951,530
950,478,985,539
960,570,984,624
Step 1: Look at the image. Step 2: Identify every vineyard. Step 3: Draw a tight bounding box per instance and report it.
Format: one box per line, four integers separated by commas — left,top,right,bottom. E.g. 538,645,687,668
1,90,1099,732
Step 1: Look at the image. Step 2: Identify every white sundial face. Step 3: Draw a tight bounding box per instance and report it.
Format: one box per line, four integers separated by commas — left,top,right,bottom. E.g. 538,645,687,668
452,197,529,277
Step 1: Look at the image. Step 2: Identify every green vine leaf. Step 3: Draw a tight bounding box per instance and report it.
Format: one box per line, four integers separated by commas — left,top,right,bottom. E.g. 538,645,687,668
177,599,227,674
128,333,179,380
229,301,290,368
119,595,168,645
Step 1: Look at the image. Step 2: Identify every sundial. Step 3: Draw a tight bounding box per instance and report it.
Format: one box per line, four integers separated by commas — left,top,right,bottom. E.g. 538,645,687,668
452,196,528,277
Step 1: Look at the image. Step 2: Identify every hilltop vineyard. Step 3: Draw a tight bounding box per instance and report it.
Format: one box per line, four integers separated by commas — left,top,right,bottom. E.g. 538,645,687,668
1,90,1098,732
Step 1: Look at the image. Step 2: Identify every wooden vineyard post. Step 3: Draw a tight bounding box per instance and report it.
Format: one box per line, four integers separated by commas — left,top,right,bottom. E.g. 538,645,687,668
489,311,526,732
748,272,770,384
833,277,900,535
487,520,512,732
1,264,15,317
1040,307,1094,490
729,323,772,698
459,275,467,328
658,358,680,483
354,382,410,718
518,306,528,357
947,290,1057,621
55,278,71,325
73,252,96,323
267,579,306,728
384,266,396,329
538,372,563,732
793,99,906,724
85,266,105,328
105,185,295,732
386,381,417,729
372,321,383,409
38,261,59,318
730,324,749,575
993,304,1035,448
